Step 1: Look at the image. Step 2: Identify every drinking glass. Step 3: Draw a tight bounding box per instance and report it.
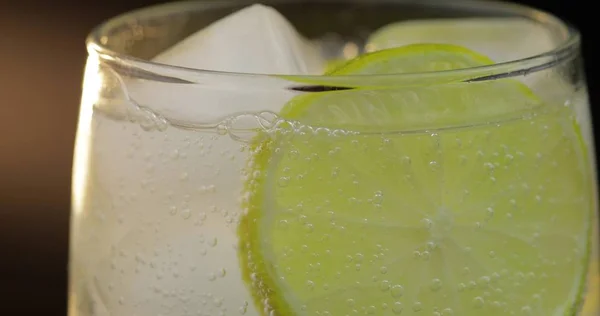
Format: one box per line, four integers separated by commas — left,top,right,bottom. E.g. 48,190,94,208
69,0,598,315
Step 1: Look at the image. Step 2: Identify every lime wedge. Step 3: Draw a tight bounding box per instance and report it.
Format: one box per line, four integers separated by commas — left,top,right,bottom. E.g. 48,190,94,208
239,44,592,316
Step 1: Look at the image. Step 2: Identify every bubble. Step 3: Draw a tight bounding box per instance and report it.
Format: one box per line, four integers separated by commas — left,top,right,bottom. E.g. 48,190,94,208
458,283,466,292
479,276,491,286
442,308,454,315
489,251,496,258
412,302,422,312
208,273,217,281
277,177,290,187
422,218,433,229
391,285,404,298
366,306,376,314
429,161,439,170
380,266,388,274
305,224,314,233
373,191,384,205
346,299,356,306
486,207,494,219
473,297,485,308
430,278,442,291
181,209,191,219
169,206,178,215
380,280,391,291
278,220,289,229
393,302,403,314
209,238,218,247
216,124,228,135
521,306,532,314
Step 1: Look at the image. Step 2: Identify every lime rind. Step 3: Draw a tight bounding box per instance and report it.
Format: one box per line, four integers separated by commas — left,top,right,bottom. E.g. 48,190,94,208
239,137,295,316
568,118,596,316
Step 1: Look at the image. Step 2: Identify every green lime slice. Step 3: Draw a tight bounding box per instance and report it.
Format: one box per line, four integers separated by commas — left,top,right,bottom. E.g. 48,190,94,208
239,43,593,316
329,43,494,75
365,18,555,63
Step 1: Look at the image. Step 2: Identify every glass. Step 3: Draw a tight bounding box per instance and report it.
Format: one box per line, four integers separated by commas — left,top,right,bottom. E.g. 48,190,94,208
69,0,598,315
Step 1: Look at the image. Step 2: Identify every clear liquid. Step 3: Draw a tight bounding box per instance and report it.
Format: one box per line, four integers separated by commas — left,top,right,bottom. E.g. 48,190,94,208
70,108,257,315
69,88,599,316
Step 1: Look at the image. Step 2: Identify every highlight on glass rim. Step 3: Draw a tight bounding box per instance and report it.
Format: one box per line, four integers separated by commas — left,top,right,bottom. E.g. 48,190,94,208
69,0,599,315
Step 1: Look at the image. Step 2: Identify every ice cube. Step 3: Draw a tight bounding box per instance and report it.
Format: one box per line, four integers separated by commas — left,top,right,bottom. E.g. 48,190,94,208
85,5,324,316
115,3,324,124
367,17,557,63
154,3,324,74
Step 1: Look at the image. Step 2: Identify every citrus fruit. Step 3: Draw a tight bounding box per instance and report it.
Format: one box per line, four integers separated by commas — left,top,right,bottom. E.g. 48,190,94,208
366,18,555,63
238,43,593,316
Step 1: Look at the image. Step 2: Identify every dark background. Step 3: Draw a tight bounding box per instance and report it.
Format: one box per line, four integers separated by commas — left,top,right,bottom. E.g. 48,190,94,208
0,0,595,314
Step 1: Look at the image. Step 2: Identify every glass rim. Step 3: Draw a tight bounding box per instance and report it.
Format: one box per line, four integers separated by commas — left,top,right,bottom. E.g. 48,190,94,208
86,0,581,85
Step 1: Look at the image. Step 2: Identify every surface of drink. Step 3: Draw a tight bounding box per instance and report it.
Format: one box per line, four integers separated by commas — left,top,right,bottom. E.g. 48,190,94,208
69,1,599,315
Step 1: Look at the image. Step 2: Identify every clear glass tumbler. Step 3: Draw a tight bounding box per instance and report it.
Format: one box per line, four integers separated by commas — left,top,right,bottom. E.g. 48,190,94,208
69,1,598,315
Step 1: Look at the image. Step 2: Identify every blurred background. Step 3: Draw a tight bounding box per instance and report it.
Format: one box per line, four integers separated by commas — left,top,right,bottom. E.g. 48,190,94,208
0,0,596,314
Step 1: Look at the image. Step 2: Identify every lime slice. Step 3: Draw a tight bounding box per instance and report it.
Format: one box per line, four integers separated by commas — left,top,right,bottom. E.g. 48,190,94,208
366,18,556,63
329,43,494,75
239,44,593,316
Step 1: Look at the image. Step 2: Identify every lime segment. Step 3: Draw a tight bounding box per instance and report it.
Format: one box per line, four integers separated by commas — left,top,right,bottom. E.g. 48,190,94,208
239,44,592,316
